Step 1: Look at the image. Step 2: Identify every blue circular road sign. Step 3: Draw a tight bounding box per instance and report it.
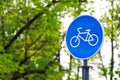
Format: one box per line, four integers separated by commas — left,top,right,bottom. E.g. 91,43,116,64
66,15,104,59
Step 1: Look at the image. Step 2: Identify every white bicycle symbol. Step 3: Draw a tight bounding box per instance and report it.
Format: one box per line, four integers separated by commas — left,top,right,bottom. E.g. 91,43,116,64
70,27,99,48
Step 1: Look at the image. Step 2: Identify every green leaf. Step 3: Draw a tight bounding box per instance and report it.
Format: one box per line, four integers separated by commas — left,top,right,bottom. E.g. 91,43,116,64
0,46,4,52
108,71,114,77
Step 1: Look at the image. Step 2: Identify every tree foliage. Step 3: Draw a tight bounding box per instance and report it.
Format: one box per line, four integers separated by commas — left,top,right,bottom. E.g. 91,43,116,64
98,0,120,80
0,0,88,80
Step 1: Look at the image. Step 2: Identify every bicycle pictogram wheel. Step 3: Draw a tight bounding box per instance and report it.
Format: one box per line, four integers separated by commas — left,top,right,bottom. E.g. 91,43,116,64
88,34,98,46
70,36,80,48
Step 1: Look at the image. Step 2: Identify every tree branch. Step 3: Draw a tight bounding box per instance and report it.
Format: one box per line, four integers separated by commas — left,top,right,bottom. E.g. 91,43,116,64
98,51,107,80
1,16,5,47
11,70,45,80
28,34,43,48
4,12,44,51
19,41,46,66
13,44,61,80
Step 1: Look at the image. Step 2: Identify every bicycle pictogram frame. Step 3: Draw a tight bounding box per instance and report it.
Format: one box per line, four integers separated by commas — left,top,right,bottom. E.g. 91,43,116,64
70,27,99,48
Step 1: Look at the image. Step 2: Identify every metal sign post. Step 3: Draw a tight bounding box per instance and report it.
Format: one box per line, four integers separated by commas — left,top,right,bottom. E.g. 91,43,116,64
79,60,92,80
82,60,89,80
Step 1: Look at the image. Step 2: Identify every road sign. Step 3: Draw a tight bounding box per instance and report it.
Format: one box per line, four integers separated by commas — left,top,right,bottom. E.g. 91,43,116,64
66,15,104,59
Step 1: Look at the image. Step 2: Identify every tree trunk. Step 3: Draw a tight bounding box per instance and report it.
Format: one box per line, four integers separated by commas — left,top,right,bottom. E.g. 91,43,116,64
110,1,114,80
98,51,107,80
68,55,72,80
